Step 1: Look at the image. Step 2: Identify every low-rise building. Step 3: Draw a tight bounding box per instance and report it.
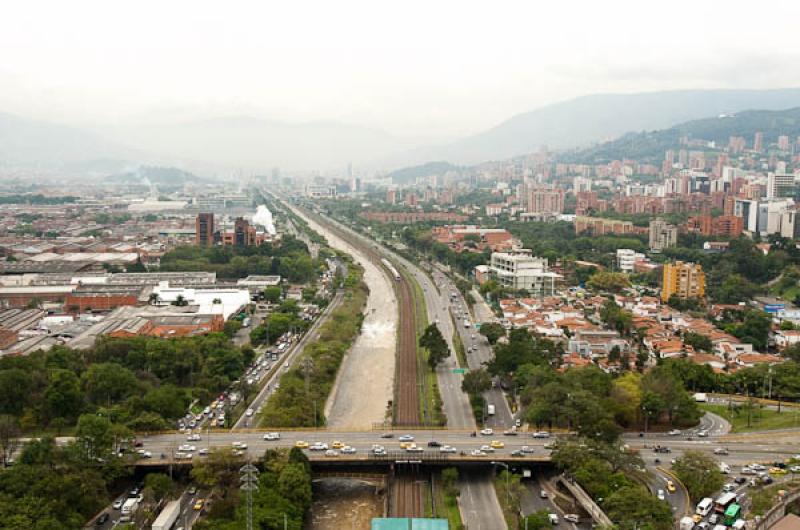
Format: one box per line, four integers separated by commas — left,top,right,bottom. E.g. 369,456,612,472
488,249,559,297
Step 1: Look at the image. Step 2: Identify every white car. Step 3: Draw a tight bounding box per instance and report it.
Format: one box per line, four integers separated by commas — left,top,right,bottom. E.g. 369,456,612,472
480,428,493,436
548,514,559,525
521,446,535,453
532,431,550,438
440,445,457,453
178,444,196,452
479,445,495,453
112,500,123,510
324,449,338,457
187,434,201,441
341,446,357,454
470,449,486,456
564,514,579,523
232,441,247,450
398,435,414,442
657,489,665,501
245,408,254,417
668,429,681,436
263,432,280,441
198,448,209,455
310,442,328,451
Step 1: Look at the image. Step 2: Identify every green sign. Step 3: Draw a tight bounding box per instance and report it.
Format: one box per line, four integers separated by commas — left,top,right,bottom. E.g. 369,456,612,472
452,368,466,374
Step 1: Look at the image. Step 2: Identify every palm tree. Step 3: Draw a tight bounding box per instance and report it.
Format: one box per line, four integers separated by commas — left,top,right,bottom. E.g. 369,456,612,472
148,293,161,306
172,295,188,307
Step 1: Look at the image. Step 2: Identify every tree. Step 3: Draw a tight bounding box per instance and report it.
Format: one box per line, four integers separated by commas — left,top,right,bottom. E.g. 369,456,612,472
673,451,724,501
82,362,138,406
0,414,20,467
76,413,114,459
603,485,673,530
420,324,449,369
44,369,84,422
172,294,188,307
462,368,492,396
479,322,505,345
277,463,312,510
587,271,631,293
263,286,282,303
683,331,712,353
144,473,174,501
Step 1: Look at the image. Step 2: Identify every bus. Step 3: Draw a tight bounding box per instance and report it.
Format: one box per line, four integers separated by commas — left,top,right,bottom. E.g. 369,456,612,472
714,492,737,513
724,504,741,526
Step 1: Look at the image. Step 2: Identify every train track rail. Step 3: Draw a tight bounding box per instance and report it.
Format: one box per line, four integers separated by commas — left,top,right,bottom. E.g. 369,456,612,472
390,471,424,518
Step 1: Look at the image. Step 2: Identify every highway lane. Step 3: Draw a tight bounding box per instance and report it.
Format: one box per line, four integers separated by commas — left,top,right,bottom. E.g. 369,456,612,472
459,469,508,530
231,290,344,430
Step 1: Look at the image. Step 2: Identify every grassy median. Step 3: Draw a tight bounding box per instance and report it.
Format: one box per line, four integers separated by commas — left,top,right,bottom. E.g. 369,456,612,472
701,403,800,432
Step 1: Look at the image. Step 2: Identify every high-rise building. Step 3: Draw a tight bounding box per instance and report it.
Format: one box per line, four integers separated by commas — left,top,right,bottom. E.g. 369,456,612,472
649,218,678,252
195,213,215,246
386,189,397,204
524,184,564,214
488,249,559,296
779,135,790,151
234,217,256,246
767,173,797,199
661,261,705,302
753,131,764,152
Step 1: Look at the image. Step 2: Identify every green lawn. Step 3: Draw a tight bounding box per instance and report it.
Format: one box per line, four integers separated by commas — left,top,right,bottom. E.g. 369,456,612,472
701,403,800,433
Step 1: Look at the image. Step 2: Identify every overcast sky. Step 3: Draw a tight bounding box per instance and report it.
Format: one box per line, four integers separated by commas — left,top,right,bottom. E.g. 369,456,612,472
2,0,800,139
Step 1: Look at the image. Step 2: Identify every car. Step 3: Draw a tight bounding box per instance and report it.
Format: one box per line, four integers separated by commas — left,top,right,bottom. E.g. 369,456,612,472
407,444,424,453
112,499,123,510
480,428,493,436
511,450,524,457
490,440,505,449
398,435,414,442
708,514,719,525
713,447,729,455
515,419,522,427
440,445,457,453
380,433,394,438
341,446,356,454
245,408,254,417
692,514,703,524
695,523,710,530
479,445,495,453
668,429,681,436
722,483,736,492
198,448,209,455
790,466,800,473
521,445,535,453
295,441,309,449
741,466,755,475
502,429,518,436
179,444,196,452
666,480,675,493
187,433,201,441
761,476,774,485
532,431,550,438
751,463,766,471
427,440,442,447
470,449,487,456
657,489,666,500
188,486,197,495
564,514,579,523
697,430,709,437
544,441,557,450
548,514,559,525
734,476,747,484
310,442,328,451
193,499,204,511
263,432,280,441
95,512,109,526
331,441,344,449
324,449,339,457
399,441,413,449
540,490,548,499
140,450,152,458
769,467,788,475
232,441,247,450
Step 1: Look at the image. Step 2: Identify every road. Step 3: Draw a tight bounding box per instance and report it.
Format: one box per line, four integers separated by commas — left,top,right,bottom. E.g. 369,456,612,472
231,290,344,430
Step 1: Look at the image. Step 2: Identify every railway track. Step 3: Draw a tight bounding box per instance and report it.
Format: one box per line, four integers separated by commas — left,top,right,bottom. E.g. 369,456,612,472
390,471,424,518
291,204,421,426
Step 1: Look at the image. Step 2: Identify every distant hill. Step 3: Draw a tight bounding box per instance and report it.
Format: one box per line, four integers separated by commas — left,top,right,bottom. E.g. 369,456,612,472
562,107,800,164
390,88,800,166
0,112,135,172
389,161,460,185
105,165,205,187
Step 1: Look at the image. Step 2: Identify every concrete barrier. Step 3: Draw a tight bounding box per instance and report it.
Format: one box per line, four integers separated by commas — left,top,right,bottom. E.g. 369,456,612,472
557,474,613,528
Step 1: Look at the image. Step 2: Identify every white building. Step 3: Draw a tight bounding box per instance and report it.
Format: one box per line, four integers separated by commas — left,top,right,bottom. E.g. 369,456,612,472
488,249,560,296
616,249,646,273
151,282,251,320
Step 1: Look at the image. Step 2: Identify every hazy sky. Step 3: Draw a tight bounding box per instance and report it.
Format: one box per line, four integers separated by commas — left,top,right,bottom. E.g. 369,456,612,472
2,0,800,139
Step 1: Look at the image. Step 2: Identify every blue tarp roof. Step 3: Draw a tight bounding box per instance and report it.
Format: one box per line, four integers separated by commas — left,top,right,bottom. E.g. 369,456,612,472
371,518,448,530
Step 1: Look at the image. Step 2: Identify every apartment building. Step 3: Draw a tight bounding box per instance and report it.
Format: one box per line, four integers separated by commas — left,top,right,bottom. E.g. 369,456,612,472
648,218,678,252
661,261,705,302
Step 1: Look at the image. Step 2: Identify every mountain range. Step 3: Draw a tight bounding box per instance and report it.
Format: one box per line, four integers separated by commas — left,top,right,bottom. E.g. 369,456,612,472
3,88,800,175
562,107,800,164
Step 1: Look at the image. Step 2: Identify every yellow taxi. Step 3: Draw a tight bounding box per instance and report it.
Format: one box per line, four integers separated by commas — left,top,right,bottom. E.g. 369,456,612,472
666,480,676,493
399,441,413,449
295,440,309,449
490,440,505,449
692,514,703,523
193,499,204,511
769,467,788,475
331,441,344,449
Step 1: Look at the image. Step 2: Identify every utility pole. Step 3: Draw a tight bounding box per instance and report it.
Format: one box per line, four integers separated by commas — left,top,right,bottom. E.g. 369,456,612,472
240,462,259,530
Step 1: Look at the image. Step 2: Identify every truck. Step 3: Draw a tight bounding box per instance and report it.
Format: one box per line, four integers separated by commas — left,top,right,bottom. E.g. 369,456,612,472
719,461,731,474
119,498,138,522
680,516,696,530
694,392,708,402
463,319,471,328
242,317,251,327
152,500,180,530
487,404,495,415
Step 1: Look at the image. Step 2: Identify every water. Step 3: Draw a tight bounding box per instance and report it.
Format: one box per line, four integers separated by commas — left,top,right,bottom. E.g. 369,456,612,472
307,478,385,530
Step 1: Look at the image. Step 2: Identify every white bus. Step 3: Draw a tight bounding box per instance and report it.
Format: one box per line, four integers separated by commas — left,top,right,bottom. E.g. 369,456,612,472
696,497,714,516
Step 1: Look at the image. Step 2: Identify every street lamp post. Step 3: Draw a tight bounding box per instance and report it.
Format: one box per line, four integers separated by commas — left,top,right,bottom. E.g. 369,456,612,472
491,461,511,513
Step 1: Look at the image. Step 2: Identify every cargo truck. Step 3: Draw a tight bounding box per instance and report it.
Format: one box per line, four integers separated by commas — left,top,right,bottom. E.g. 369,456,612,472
119,498,138,523
152,500,180,530
487,404,495,415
